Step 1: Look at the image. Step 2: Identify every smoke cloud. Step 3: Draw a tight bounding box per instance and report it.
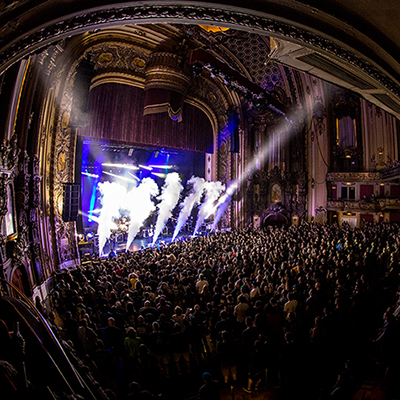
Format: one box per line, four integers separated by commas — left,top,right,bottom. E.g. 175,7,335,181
97,181,127,256
172,176,205,241
193,181,225,236
212,182,238,230
152,172,183,245
125,177,159,251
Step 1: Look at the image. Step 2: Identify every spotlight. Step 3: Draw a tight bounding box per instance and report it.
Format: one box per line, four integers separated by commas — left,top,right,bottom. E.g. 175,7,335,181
210,66,221,77
224,73,234,85
102,163,139,170
82,172,99,178
254,94,265,108
139,165,153,171
128,172,140,181
149,165,173,169
151,172,166,178
192,62,203,77
244,92,253,102
103,171,138,183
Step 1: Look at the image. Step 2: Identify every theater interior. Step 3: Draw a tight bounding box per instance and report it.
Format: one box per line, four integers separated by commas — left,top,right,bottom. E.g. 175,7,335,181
1,1,400,399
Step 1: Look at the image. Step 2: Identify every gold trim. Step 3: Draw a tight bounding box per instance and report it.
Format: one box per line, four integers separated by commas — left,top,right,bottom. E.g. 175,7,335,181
336,117,339,144
143,103,169,115
90,73,145,91
198,25,230,33
13,59,30,135
353,118,357,148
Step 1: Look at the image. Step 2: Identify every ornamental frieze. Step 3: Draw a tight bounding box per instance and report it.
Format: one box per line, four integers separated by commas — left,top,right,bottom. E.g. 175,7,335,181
327,172,381,182
327,200,380,211
90,43,150,75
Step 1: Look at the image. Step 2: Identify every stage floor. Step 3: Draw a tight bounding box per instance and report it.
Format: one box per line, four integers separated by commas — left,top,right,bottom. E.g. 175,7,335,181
80,230,194,258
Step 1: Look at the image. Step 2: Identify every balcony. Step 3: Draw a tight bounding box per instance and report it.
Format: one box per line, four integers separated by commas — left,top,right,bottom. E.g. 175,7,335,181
327,171,381,182
327,198,400,212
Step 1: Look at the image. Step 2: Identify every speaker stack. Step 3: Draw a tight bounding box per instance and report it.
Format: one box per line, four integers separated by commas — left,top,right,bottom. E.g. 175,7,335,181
62,183,80,222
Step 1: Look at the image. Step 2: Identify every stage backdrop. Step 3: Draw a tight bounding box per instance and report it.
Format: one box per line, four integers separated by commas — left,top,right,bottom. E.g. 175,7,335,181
83,83,214,153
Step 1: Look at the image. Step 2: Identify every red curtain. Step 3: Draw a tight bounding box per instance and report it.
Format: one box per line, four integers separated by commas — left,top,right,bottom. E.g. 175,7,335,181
360,214,373,223
360,184,374,198
83,83,213,153
390,211,400,223
390,185,400,197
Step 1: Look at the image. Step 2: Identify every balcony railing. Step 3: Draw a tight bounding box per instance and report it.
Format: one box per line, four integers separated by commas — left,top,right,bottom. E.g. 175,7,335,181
327,162,400,181
327,171,381,182
327,197,400,211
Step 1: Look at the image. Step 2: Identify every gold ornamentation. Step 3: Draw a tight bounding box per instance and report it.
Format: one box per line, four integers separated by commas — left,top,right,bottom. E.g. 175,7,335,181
61,112,69,129
99,52,113,63
58,153,66,171
132,57,145,68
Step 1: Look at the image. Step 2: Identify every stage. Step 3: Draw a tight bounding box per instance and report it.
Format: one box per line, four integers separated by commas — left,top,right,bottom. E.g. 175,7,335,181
78,228,198,258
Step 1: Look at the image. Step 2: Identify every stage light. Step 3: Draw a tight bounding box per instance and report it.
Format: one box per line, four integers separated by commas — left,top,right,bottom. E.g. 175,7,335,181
87,233,94,239
81,212,100,223
102,163,139,170
192,62,203,77
149,165,174,169
88,209,101,214
151,172,167,178
139,164,153,171
128,172,140,181
103,171,138,183
82,172,99,178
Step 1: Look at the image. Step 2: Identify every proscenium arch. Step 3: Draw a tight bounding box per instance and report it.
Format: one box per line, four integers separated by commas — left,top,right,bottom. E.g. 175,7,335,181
1,1,400,117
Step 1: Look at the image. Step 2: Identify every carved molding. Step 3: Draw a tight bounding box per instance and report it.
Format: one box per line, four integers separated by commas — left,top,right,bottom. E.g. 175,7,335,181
0,173,11,219
12,214,30,265
0,134,20,172
327,171,381,181
90,42,150,76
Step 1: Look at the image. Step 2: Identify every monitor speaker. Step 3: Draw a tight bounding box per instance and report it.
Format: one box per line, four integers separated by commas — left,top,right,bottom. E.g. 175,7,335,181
62,184,80,222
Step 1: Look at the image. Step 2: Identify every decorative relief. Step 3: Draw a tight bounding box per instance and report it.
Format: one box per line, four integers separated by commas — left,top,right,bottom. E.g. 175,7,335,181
0,173,11,218
0,133,20,171
189,76,228,119
90,43,150,76
327,172,381,181
11,225,30,265
31,175,42,209
58,152,66,171
15,153,31,211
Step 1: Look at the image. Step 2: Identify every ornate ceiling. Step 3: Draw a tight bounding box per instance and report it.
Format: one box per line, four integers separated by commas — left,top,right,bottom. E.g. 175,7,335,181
1,1,400,118
76,23,302,113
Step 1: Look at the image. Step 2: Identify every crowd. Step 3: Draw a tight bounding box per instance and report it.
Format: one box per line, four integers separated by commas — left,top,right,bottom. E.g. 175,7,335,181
41,222,400,398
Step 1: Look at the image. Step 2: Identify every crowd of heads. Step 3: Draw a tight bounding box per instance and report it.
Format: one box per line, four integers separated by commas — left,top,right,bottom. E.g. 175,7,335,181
46,221,400,399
